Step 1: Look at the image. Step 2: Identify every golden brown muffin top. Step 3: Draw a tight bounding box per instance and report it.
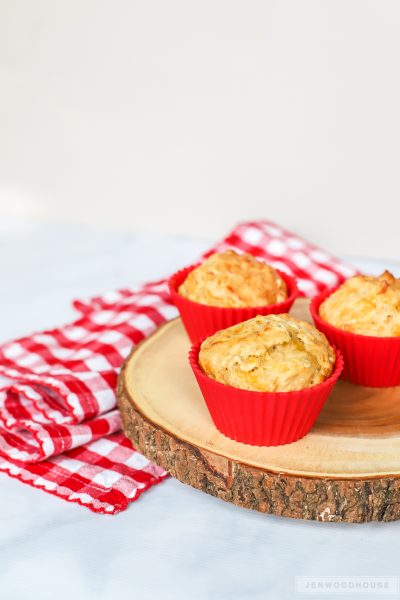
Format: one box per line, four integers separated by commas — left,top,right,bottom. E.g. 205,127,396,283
178,250,287,308
199,314,335,392
319,271,400,337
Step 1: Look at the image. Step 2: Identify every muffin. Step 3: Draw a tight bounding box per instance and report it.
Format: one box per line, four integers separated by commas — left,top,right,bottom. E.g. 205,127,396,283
319,271,400,337
310,271,400,387
198,314,335,392
169,253,298,344
178,250,287,308
189,315,342,446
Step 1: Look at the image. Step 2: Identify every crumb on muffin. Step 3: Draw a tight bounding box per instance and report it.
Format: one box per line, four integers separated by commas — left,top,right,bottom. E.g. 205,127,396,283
178,250,287,308
198,314,335,392
319,271,400,337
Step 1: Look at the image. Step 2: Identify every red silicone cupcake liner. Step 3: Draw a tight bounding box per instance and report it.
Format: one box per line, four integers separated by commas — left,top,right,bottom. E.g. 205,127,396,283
169,264,298,344
189,343,343,446
310,289,400,387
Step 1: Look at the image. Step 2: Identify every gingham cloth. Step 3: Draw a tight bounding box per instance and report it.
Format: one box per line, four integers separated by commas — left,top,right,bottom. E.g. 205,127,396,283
0,221,357,514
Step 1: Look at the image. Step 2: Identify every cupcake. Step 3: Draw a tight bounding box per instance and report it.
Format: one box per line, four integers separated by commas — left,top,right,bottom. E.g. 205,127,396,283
189,314,343,446
169,250,298,343
310,271,400,387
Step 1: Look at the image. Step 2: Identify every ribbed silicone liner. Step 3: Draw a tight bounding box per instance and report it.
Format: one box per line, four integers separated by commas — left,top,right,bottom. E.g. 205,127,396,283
189,344,343,447
169,264,298,344
310,289,400,387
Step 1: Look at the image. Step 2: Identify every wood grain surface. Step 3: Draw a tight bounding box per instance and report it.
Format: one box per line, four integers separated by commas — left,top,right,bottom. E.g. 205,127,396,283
118,299,400,522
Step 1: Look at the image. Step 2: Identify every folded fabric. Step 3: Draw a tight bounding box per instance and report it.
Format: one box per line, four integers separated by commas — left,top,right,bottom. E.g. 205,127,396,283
0,221,357,514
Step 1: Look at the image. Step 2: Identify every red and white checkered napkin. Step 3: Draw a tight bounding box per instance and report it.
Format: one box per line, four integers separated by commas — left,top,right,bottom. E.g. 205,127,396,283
0,221,357,514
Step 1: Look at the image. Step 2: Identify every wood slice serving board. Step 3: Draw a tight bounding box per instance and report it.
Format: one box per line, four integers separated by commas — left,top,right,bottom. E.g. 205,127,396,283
117,299,400,523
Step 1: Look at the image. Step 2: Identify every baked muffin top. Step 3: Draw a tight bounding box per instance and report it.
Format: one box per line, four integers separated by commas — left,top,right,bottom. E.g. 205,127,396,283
319,271,400,337
178,250,287,308
198,314,335,392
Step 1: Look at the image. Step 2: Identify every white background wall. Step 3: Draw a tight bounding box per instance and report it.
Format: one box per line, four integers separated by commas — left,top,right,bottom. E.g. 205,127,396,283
0,0,399,259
